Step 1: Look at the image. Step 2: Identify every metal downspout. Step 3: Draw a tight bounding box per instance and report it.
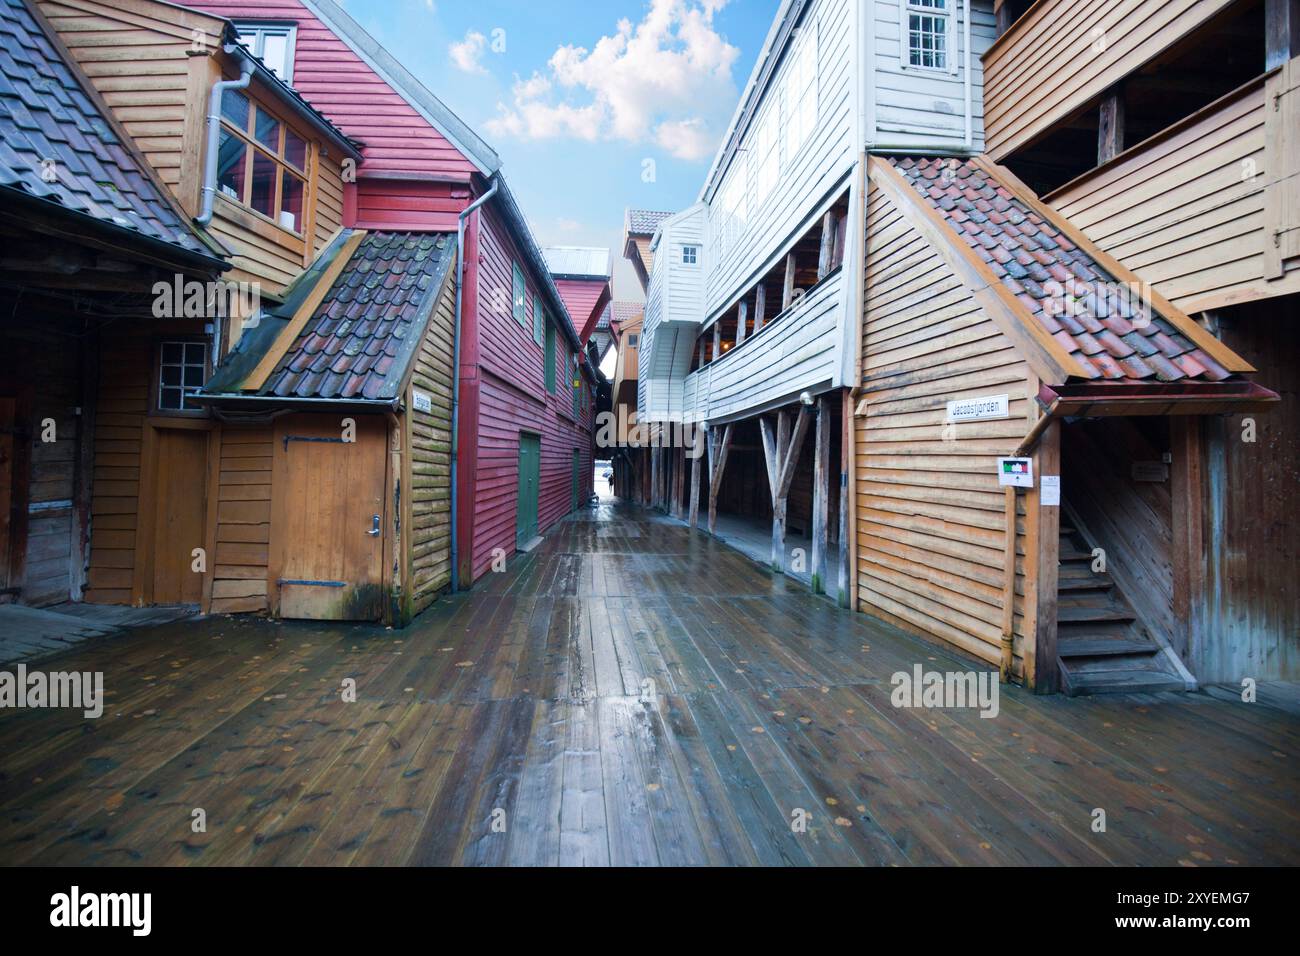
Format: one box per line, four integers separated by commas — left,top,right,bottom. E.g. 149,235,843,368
195,46,254,227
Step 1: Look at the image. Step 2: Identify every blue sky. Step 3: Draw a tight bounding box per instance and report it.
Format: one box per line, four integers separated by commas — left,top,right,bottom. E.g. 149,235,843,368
339,0,781,300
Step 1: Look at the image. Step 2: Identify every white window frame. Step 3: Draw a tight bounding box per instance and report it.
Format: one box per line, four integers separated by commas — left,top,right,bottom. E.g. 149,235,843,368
781,21,819,167
681,244,699,265
234,22,298,83
900,0,957,74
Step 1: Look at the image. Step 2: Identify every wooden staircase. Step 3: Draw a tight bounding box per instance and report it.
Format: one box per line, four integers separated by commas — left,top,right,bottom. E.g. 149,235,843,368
1055,509,1191,696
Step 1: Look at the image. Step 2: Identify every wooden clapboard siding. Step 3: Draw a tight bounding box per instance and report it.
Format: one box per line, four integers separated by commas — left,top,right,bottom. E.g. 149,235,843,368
353,180,469,232
37,0,223,192
1048,74,1300,312
192,0,480,179
705,0,856,319
641,206,704,421
208,425,272,614
982,0,1238,161
83,336,152,605
870,0,998,150
854,182,1033,673
690,268,843,422
405,269,456,613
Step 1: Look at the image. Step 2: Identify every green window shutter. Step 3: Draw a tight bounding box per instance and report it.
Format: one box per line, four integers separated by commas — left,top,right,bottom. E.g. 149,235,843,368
533,295,545,346
512,262,527,326
544,320,556,393
572,357,580,417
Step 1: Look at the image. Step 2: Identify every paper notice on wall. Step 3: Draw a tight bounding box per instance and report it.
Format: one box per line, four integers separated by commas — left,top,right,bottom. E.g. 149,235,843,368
1041,475,1061,507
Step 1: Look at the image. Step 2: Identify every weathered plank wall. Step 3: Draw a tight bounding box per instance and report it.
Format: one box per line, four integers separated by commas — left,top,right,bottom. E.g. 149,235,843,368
405,269,456,613
982,0,1238,161
208,424,273,615
854,182,1033,673
1049,76,1300,313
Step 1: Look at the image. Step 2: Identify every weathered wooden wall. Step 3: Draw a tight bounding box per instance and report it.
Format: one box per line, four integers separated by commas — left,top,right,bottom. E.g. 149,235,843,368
1049,75,1300,313
404,268,456,614
982,0,1238,160
854,182,1033,674
206,424,273,615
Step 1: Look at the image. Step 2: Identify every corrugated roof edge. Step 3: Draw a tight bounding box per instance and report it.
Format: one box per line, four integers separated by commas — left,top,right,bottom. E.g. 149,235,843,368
301,0,500,177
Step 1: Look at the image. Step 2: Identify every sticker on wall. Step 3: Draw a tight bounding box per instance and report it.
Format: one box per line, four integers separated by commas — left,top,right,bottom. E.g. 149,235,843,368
412,390,433,414
947,394,1009,423
997,457,1034,488
1040,475,1061,506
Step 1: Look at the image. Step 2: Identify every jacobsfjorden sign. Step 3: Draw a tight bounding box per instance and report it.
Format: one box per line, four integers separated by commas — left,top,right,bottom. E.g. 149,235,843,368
946,394,1009,422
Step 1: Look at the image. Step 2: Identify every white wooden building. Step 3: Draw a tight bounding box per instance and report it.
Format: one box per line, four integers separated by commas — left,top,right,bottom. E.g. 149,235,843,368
634,0,998,601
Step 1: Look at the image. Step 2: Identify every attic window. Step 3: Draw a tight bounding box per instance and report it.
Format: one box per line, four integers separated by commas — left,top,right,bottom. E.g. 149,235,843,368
235,23,297,82
904,0,951,72
217,88,311,233
682,245,699,265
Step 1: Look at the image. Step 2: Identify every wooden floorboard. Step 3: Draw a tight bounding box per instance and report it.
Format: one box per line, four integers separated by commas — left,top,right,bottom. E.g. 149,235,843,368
0,499,1297,866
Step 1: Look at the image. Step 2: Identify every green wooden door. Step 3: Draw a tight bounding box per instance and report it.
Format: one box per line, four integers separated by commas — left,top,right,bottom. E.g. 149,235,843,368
516,433,540,548
571,448,580,512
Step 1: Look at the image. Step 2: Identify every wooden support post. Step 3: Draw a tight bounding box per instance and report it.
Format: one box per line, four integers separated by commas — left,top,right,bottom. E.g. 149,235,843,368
1030,419,1061,693
1098,83,1125,164
810,396,830,594
712,320,721,361
763,406,813,574
688,443,701,529
838,390,852,608
1266,0,1300,69
782,252,796,311
1170,416,1206,667
754,283,766,333
697,337,705,368
651,444,660,509
736,301,748,347
995,0,1012,37
707,423,733,534
817,209,836,279
672,447,685,519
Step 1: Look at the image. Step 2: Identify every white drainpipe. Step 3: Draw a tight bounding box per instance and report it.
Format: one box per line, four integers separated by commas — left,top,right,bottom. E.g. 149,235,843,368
195,47,254,227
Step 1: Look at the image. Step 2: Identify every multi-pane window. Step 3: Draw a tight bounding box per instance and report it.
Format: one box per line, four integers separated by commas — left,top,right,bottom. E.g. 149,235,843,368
782,22,818,162
533,293,545,345
544,320,557,393
157,341,208,413
217,88,310,233
754,103,780,200
682,245,699,265
512,262,527,326
905,0,951,70
234,23,297,82
716,169,747,257
572,357,581,418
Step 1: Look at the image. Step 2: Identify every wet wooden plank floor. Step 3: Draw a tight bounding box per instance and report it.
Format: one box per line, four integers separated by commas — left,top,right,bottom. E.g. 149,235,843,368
1,501,1297,866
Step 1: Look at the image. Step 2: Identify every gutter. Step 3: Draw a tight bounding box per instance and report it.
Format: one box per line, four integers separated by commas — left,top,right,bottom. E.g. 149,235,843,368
450,178,499,593
196,46,255,227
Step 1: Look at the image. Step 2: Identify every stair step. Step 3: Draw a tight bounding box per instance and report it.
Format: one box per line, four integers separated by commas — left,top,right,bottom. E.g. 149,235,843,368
1059,637,1159,658
1057,604,1136,624
1059,549,1095,562
1058,572,1113,592
1060,667,1187,696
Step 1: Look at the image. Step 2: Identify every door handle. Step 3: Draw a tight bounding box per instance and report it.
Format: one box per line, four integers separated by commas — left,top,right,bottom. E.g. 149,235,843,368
367,514,380,536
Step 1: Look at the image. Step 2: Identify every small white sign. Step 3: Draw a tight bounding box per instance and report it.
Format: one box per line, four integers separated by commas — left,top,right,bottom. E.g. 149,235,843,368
947,394,1009,423
997,457,1034,488
412,390,433,414
1040,475,1061,506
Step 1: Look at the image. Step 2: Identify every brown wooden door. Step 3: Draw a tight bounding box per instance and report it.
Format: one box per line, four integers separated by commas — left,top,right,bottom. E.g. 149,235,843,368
0,397,13,590
273,415,387,621
150,427,209,605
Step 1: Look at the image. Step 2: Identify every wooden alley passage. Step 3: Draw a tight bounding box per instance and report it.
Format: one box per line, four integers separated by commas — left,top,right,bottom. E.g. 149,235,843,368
1,501,1297,866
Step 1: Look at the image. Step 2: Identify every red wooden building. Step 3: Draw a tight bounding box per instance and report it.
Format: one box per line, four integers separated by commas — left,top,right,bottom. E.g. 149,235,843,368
192,0,597,589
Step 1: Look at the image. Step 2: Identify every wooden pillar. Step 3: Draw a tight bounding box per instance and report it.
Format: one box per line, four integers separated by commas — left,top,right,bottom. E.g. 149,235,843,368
754,284,766,334
688,443,701,529
760,406,813,574
1030,420,1061,693
1170,416,1206,667
1266,0,1300,69
995,0,1012,37
672,446,685,519
1097,83,1125,164
782,252,796,311
837,391,851,608
810,396,830,594
697,337,705,368
707,423,733,534
651,444,660,509
712,320,721,361
817,209,836,279
736,301,748,347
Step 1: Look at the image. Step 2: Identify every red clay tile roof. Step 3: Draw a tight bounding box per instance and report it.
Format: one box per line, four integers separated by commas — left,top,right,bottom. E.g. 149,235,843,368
890,156,1234,384
0,0,213,257
263,231,454,401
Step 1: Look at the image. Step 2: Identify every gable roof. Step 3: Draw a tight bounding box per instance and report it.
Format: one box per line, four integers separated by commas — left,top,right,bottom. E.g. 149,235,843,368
867,153,1278,408
203,230,455,403
0,0,221,264
625,208,672,237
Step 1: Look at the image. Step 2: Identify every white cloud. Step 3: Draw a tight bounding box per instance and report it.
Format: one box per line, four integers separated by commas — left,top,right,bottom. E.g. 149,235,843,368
450,30,488,74
484,0,739,163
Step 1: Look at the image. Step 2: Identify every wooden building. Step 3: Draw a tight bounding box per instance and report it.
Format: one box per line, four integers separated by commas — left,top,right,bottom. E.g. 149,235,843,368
0,0,228,610
608,303,645,501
